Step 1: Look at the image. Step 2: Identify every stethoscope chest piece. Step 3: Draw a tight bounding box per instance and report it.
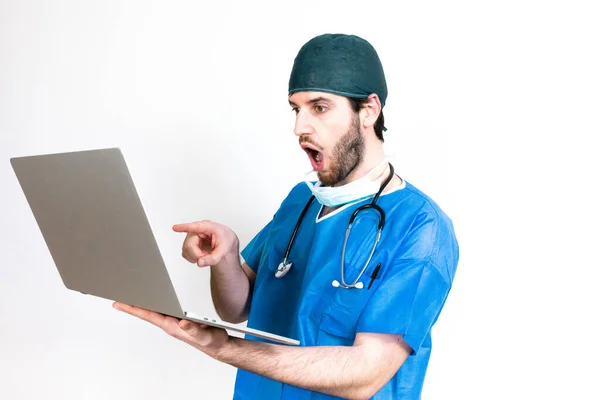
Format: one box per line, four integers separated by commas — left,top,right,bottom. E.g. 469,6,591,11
332,279,364,289
275,261,292,278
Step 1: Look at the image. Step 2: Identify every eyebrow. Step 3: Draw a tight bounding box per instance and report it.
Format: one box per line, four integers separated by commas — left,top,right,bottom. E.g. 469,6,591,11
289,96,334,107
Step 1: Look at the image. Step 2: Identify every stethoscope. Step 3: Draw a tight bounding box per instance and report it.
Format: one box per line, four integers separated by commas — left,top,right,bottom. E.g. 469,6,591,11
275,163,395,289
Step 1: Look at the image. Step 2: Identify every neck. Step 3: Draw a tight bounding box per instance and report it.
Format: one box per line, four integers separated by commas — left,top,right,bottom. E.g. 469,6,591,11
335,142,386,187
319,142,401,217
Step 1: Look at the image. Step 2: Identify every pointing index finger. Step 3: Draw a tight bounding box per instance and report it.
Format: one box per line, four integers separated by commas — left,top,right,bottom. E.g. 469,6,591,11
172,221,214,234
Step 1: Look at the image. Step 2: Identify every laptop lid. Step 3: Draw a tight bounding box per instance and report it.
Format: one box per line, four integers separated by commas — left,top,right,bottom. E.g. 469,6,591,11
10,147,185,319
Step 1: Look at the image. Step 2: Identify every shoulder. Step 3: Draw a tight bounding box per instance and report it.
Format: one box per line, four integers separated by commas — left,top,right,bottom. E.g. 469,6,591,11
285,181,312,200
272,181,313,215
384,180,453,227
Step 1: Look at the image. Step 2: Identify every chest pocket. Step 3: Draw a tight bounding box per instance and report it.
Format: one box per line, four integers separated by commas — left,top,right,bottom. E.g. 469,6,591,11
313,210,385,342
316,256,383,343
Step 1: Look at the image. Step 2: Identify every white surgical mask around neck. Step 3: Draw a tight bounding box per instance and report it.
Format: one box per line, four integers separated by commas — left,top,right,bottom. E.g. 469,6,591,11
304,159,389,208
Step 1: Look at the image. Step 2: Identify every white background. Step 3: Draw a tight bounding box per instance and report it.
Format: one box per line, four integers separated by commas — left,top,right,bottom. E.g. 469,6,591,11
1,1,599,399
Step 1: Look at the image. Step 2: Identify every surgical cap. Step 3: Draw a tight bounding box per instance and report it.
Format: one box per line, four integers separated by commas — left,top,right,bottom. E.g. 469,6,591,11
288,33,388,108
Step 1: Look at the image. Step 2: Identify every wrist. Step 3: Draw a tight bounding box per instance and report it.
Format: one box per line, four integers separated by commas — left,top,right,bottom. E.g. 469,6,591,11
217,238,241,268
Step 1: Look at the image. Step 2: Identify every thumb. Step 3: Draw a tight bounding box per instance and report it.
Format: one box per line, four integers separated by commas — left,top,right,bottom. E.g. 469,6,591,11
179,320,209,340
197,248,227,267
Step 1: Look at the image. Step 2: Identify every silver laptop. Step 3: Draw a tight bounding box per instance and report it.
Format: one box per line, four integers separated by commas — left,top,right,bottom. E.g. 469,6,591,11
10,147,299,346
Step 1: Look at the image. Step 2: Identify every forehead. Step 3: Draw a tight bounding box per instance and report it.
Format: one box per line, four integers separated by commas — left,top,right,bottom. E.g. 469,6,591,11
288,91,347,106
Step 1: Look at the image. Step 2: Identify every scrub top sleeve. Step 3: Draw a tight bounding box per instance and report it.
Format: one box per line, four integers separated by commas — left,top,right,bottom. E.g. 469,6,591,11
356,260,451,355
240,219,274,273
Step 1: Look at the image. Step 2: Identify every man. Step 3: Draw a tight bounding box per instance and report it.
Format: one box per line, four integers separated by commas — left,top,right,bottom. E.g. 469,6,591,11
114,33,459,399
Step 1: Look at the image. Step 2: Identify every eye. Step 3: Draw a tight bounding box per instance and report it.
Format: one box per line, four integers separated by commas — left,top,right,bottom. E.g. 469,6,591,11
291,107,299,114
314,105,327,113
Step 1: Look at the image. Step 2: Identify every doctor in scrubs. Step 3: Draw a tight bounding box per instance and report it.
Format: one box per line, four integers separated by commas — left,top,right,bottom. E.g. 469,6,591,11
114,33,459,399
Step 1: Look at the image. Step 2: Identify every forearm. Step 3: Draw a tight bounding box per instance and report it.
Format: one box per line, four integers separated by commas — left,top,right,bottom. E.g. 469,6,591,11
209,252,251,323
208,337,378,399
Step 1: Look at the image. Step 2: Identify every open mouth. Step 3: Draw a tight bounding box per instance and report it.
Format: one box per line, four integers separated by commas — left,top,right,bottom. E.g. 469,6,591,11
302,146,324,171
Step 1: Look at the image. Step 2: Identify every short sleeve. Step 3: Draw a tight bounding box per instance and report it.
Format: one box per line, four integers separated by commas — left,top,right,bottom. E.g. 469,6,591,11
240,219,275,273
356,260,451,355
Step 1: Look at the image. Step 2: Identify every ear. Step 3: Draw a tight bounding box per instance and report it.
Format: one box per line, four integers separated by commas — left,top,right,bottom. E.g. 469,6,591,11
360,94,382,130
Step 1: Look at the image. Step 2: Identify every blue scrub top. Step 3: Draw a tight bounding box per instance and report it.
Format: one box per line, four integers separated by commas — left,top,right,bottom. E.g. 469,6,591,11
233,179,459,399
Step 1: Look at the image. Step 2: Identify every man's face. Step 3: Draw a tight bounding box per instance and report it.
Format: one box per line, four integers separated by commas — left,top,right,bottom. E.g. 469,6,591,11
288,92,365,187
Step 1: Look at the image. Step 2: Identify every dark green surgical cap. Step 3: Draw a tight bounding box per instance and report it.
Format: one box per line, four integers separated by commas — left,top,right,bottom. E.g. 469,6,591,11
288,33,388,107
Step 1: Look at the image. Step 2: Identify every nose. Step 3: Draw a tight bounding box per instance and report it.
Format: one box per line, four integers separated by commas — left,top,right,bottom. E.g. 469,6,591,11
293,109,314,137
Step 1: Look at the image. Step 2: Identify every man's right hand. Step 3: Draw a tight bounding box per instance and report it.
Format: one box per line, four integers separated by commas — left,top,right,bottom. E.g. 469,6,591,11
173,220,239,268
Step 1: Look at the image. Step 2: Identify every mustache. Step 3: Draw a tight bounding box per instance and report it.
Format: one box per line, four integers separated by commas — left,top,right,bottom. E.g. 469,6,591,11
299,136,324,151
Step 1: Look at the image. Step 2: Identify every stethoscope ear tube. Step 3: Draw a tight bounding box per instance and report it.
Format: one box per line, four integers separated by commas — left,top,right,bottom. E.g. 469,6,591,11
282,195,315,265
349,203,386,230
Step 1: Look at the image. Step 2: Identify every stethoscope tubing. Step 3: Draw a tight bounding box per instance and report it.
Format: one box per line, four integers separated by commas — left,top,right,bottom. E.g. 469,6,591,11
278,163,395,289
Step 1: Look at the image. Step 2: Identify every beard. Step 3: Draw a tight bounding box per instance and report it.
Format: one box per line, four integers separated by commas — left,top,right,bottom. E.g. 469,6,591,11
319,113,365,187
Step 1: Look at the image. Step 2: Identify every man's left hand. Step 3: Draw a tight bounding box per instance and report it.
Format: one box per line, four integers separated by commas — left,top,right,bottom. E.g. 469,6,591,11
112,302,229,354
